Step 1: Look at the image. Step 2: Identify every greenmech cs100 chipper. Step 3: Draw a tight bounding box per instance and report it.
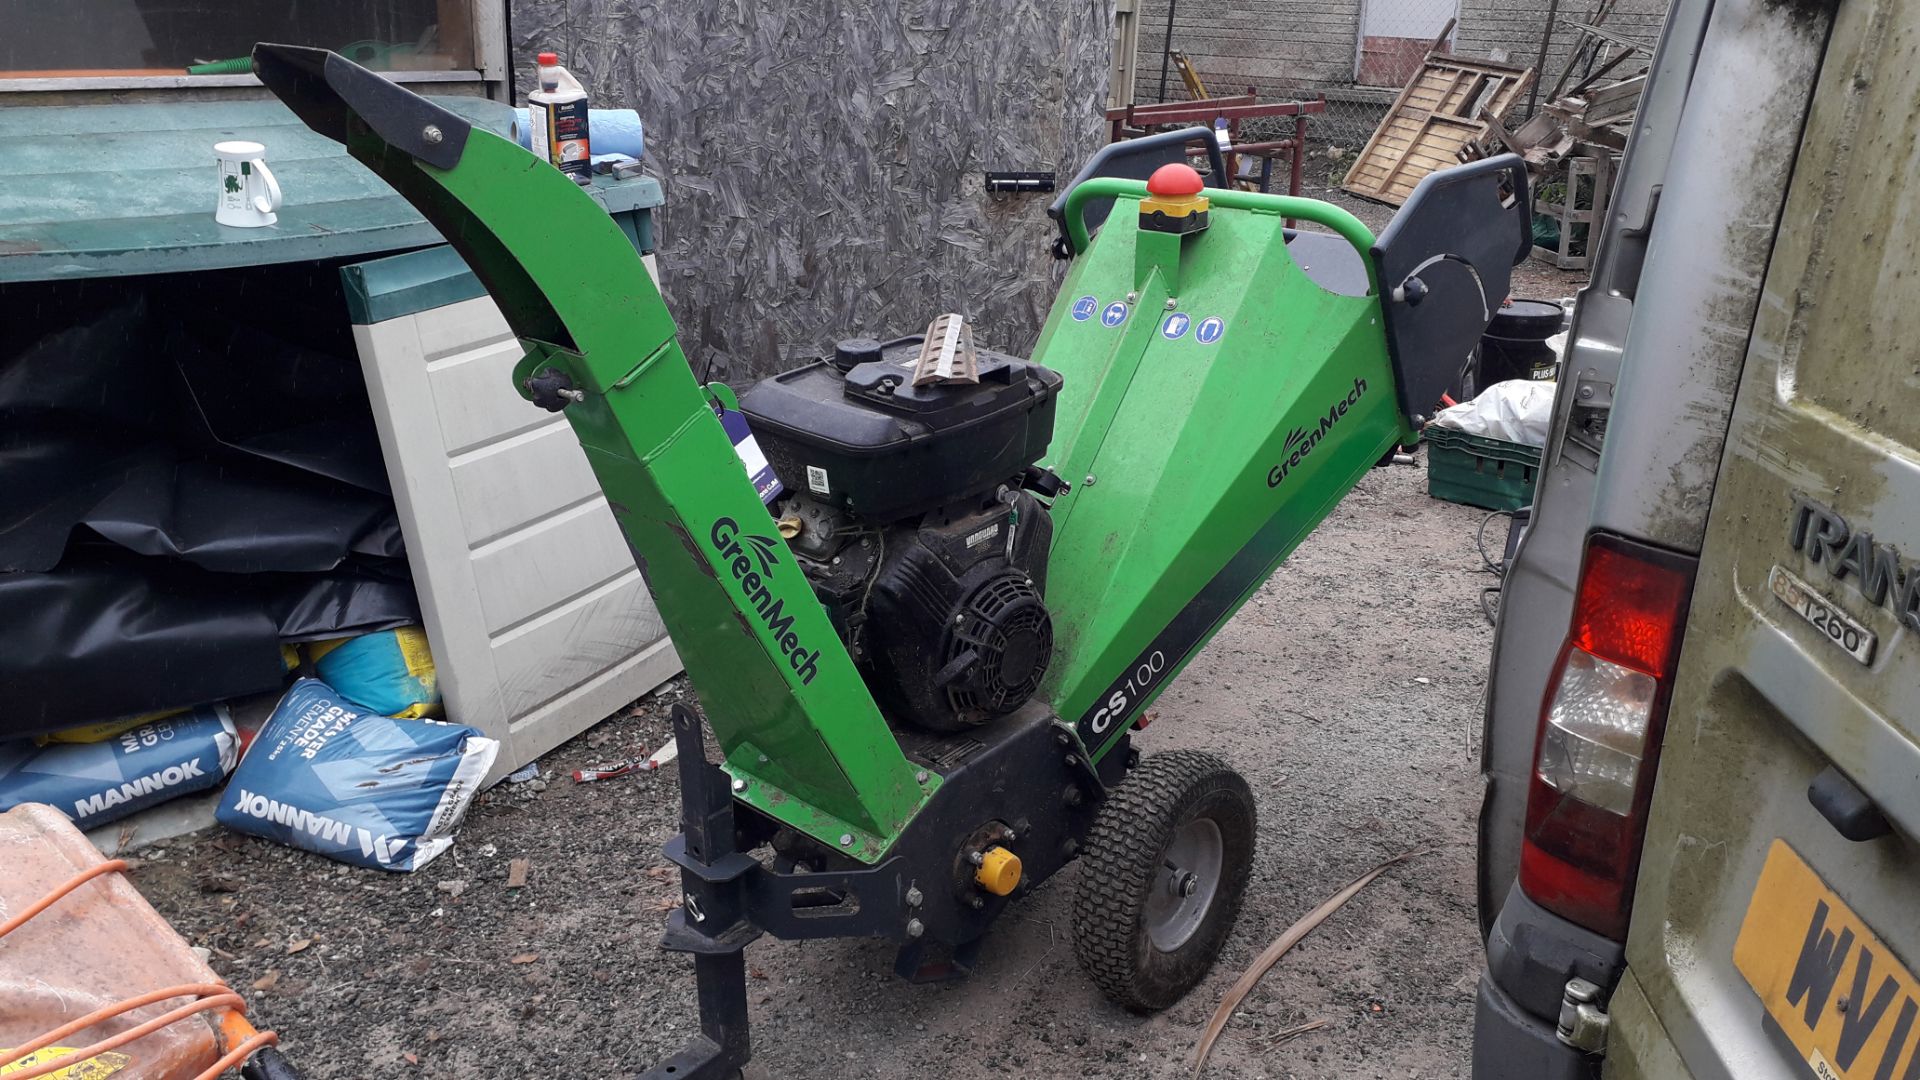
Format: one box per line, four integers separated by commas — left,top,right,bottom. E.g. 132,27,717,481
252,44,1528,1078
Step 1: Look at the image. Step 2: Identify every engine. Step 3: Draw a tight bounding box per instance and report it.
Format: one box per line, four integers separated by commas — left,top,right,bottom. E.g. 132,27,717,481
738,336,1064,732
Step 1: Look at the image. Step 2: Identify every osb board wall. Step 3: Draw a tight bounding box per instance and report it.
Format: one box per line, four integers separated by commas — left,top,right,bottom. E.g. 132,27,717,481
511,0,1115,385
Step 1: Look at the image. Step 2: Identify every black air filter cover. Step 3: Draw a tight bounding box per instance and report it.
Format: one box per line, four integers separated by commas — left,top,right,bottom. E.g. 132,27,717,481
738,336,1062,523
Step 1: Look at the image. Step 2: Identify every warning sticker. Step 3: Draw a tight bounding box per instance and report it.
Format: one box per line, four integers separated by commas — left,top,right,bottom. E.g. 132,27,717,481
1,1047,131,1079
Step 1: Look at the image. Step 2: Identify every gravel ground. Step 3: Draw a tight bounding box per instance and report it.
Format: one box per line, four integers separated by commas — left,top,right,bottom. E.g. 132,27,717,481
132,460,1534,1080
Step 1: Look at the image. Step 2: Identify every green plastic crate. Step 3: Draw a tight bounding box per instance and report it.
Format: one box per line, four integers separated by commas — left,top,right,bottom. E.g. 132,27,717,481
1425,427,1542,512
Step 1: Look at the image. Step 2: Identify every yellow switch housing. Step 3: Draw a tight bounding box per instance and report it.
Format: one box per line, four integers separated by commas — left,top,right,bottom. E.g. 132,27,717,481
974,846,1022,896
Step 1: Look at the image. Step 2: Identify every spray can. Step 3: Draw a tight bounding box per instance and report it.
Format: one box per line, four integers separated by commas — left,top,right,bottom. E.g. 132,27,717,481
528,51,591,184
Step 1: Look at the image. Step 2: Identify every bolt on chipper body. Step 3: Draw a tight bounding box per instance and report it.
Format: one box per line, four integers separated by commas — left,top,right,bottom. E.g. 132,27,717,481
252,44,1528,1078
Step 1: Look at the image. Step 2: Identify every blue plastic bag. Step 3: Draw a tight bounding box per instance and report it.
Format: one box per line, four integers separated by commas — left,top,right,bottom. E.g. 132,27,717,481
307,626,440,718
216,679,497,871
0,705,238,830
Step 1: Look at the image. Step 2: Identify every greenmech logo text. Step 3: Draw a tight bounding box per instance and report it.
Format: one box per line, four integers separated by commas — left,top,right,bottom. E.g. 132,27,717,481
710,516,822,684
1268,377,1368,488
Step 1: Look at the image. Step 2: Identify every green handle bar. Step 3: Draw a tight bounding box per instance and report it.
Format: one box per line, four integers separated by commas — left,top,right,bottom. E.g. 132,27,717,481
1061,177,1379,294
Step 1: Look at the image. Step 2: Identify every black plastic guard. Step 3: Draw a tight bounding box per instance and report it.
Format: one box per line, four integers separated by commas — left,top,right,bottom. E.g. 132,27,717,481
1049,127,1229,257
1371,154,1531,422
252,43,471,169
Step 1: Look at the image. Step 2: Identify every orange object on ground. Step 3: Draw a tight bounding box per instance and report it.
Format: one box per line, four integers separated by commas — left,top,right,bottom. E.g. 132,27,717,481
0,803,225,1079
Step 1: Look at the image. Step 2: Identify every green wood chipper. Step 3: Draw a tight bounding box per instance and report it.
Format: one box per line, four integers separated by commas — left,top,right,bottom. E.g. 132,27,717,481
253,44,1527,1078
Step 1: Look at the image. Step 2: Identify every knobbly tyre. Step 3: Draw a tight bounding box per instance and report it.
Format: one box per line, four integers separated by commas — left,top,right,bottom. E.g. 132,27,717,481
251,43,1527,1078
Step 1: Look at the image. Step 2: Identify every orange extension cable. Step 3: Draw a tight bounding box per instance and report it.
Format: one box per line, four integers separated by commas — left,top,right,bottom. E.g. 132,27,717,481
0,859,127,939
1,861,280,1080
4,991,245,1079
198,1012,281,1080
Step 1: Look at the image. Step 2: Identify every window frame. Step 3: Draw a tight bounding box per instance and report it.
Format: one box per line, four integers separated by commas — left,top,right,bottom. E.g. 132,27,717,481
0,0,507,98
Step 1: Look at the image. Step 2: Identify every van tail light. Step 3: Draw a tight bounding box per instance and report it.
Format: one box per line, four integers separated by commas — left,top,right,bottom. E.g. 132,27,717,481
1519,533,1697,941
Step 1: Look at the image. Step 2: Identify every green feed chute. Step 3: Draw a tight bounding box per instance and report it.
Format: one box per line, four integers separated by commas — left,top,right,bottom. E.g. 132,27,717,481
251,44,929,859
254,44,1526,1078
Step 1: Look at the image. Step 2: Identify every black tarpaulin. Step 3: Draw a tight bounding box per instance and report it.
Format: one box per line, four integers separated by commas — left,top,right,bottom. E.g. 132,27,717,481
1,266,417,737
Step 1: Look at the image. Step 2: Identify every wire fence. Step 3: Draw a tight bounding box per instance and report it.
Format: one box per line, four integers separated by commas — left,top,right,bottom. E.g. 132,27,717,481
1121,0,1670,193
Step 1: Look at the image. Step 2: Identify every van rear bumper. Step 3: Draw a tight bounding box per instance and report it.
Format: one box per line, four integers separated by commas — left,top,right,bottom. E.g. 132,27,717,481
1473,883,1624,1080
1473,975,1596,1080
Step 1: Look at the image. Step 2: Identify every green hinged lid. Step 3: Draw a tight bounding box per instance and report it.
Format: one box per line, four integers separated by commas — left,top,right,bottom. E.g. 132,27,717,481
0,97,661,282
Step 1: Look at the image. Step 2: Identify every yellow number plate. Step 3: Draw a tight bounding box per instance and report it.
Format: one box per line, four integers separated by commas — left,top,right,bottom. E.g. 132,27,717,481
1734,840,1920,1079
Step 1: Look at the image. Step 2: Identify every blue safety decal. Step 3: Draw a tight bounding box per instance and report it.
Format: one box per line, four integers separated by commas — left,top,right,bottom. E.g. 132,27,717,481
1161,312,1191,339
1196,316,1226,344
1101,301,1129,327
1071,295,1099,322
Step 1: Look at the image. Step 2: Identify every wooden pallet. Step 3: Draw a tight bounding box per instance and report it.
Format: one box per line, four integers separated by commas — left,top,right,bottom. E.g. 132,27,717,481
1341,31,1535,207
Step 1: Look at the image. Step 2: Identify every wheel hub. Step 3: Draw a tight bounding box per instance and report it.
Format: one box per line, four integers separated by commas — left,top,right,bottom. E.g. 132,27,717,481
1144,817,1224,952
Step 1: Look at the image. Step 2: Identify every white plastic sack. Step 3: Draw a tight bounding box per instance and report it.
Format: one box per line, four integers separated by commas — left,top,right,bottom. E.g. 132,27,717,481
1431,379,1556,447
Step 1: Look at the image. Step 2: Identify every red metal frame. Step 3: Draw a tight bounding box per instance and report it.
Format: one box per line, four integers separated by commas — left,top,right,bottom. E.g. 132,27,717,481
1105,95,1328,200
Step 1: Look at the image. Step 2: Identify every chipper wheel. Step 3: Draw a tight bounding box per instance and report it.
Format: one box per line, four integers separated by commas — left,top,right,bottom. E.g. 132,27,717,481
1072,750,1257,1012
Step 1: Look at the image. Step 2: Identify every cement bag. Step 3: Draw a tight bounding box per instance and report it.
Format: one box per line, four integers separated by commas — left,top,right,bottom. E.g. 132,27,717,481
0,705,238,829
216,679,495,871
34,707,184,746
307,625,440,718
1430,379,1556,447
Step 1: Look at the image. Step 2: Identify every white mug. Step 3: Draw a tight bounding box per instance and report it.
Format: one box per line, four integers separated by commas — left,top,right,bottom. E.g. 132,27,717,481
214,140,282,227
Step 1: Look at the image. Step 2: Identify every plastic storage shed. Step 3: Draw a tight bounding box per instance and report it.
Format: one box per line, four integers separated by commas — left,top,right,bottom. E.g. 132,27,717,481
0,97,676,784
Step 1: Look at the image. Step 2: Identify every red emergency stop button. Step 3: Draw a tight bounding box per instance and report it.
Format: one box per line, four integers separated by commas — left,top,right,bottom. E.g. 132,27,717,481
1139,163,1210,236
1146,163,1205,198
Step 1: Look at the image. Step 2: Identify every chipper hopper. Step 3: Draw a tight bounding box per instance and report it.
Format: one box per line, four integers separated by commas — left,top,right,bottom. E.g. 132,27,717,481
252,44,1528,1077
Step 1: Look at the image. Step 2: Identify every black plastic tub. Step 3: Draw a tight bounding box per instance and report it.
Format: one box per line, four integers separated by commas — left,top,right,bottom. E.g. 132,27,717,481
1477,299,1565,385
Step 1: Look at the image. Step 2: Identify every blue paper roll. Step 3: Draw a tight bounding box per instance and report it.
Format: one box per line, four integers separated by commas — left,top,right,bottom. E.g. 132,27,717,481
512,108,646,160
